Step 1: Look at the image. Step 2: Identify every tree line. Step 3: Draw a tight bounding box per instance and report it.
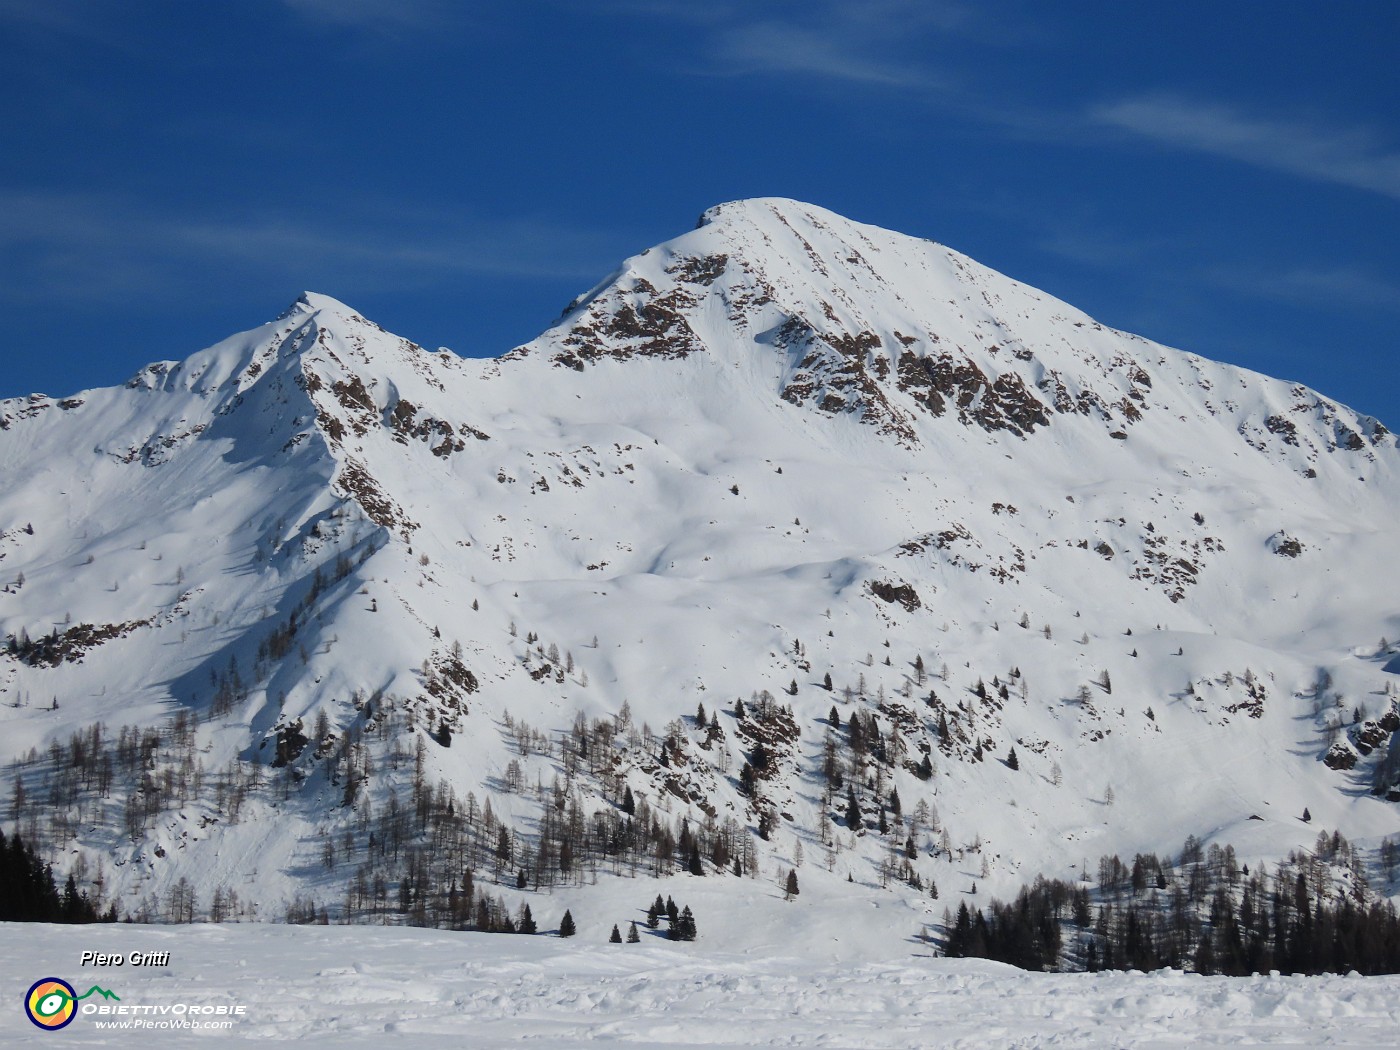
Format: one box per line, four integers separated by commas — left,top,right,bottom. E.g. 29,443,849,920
943,830,1400,975
0,828,112,923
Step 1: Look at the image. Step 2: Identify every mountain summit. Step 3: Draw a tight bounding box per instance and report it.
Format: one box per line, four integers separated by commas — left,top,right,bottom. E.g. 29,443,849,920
1,200,1397,932
530,197,1390,457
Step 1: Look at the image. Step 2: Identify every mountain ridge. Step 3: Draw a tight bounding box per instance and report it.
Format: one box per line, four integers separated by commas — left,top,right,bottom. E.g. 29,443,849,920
1,198,1397,933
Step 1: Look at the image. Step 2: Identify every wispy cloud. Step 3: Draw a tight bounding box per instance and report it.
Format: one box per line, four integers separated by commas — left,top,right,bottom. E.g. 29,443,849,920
709,20,931,87
0,190,625,305
277,0,457,32
1032,228,1160,269
633,0,972,90
1203,264,1400,313
1092,96,1400,200
0,0,140,50
614,0,1081,147
0,0,95,34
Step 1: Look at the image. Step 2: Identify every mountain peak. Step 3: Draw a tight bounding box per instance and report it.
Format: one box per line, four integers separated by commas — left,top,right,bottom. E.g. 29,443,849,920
278,290,366,323
696,196,842,229
527,200,1394,464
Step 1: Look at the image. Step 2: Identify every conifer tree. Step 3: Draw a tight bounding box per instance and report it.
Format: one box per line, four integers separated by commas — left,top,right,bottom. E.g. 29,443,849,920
674,905,697,941
785,869,800,899
627,921,640,943
0,830,98,923
610,923,622,943
947,901,972,957
559,909,576,937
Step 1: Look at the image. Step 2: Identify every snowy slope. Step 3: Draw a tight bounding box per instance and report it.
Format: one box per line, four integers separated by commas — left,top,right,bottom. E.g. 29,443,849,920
1,198,1398,932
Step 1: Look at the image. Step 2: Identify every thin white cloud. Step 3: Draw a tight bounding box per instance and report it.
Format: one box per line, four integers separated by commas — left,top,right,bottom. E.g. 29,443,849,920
710,20,931,87
0,0,138,48
1092,96,1400,200
0,191,624,305
1032,229,1158,269
278,0,458,32
0,0,92,33
637,0,972,90
1204,264,1400,313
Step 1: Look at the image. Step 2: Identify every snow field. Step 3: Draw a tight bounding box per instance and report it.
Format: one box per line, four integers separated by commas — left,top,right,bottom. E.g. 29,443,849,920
4,921,1399,1048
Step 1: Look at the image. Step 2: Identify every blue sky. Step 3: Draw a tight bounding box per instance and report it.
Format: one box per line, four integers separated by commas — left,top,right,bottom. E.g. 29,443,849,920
2,1,1396,421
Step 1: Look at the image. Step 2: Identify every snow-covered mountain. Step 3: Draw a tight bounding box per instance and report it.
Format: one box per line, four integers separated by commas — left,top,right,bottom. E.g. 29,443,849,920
2,198,1397,930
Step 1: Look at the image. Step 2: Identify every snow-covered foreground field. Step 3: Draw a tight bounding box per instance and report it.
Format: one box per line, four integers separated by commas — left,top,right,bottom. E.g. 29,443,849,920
4,923,1398,1048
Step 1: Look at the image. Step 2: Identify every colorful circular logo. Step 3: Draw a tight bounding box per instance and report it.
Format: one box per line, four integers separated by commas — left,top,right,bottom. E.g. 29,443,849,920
25,978,77,1030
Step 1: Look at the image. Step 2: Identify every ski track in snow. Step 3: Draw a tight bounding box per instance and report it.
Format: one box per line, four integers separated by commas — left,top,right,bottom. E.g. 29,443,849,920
4,923,1398,1048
